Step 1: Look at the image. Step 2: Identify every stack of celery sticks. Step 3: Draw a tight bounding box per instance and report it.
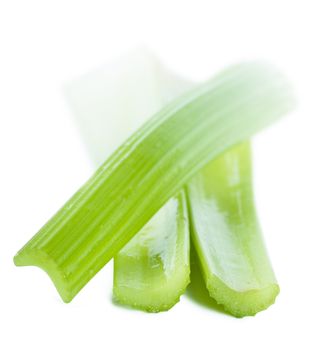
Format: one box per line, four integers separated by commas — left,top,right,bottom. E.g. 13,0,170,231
14,50,295,317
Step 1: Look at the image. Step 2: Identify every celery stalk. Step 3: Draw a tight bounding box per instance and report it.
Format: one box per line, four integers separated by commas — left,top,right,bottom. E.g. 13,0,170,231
14,63,294,303
66,50,192,311
114,191,190,311
187,142,279,317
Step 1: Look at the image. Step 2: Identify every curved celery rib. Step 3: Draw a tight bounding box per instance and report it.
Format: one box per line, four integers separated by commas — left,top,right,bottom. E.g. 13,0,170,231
113,191,190,312
14,63,294,303
186,142,279,317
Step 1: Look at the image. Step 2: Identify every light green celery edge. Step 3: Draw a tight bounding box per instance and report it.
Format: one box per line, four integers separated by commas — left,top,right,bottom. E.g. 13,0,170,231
14,62,295,303
187,142,279,317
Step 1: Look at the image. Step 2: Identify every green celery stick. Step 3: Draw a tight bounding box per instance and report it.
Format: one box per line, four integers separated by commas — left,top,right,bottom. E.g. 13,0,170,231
186,142,279,317
114,191,190,312
66,50,192,311
14,63,294,303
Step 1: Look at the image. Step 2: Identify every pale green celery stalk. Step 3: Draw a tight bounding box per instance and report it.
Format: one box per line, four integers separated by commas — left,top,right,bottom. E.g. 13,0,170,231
66,50,192,311
187,142,279,317
14,62,294,303
114,191,190,311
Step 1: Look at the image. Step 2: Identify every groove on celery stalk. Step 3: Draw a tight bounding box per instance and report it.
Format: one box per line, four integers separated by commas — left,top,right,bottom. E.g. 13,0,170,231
14,63,294,303
186,142,279,317
113,191,190,312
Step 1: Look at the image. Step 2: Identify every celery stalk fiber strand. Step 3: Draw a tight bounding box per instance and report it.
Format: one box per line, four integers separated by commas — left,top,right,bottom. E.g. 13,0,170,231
14,63,294,303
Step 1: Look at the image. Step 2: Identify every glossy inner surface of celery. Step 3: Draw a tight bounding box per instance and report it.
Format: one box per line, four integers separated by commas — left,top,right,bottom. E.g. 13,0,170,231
14,63,294,303
66,50,192,311
187,142,279,317
114,191,190,312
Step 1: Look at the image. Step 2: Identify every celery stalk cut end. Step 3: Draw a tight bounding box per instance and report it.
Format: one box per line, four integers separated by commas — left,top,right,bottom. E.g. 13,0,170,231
113,267,190,312
14,250,73,303
205,274,280,317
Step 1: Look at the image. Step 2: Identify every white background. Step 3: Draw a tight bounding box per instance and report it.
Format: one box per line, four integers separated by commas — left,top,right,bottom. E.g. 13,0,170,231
1,1,322,349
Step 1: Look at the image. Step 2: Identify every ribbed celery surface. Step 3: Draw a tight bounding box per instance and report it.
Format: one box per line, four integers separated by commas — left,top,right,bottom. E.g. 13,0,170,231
14,63,294,302
187,142,279,317
114,191,190,311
